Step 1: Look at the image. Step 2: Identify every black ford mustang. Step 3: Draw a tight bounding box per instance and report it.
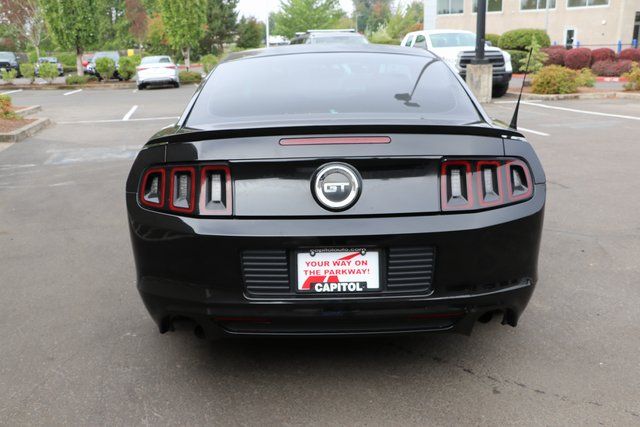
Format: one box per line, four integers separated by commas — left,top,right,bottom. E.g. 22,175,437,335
126,45,545,339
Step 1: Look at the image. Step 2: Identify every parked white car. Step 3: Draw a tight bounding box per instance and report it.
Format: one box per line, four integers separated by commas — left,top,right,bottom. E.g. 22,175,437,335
136,56,180,90
400,30,512,97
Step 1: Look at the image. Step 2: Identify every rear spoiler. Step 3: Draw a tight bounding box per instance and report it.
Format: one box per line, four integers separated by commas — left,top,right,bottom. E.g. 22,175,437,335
146,123,525,147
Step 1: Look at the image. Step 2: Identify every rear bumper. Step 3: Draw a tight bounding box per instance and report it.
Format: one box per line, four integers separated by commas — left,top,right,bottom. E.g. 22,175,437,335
128,184,545,337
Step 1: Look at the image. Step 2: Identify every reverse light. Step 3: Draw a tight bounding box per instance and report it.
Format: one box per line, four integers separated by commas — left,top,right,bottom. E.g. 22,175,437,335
441,158,533,211
199,165,232,215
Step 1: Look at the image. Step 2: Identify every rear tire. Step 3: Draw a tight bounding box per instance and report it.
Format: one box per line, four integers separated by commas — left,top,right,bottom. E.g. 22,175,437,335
492,83,509,98
137,83,145,90
173,81,180,88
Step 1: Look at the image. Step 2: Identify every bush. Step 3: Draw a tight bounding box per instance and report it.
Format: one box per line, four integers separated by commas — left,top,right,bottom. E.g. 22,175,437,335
200,54,218,74
519,36,548,74
575,68,596,87
65,74,98,85
623,63,640,91
1,68,17,84
591,59,634,77
619,48,640,62
564,48,592,70
498,29,550,51
20,63,36,83
95,57,116,80
590,48,615,64
118,57,137,81
485,33,500,47
531,65,578,94
57,52,77,67
507,49,528,73
178,70,202,84
542,46,566,66
0,94,18,119
369,25,397,45
38,62,58,83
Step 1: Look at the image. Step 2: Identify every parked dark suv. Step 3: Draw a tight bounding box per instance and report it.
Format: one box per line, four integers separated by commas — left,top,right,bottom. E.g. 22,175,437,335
0,52,22,77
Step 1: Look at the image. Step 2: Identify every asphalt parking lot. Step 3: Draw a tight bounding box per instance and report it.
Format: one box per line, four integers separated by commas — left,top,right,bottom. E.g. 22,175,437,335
1,87,639,425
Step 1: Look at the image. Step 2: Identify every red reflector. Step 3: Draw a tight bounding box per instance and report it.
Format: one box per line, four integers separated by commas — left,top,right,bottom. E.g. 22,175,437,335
279,136,391,146
136,66,147,71
164,65,177,69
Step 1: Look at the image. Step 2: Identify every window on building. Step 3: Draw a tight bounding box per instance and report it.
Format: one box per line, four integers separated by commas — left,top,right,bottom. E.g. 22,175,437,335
567,0,608,7
437,0,464,14
473,0,503,12
520,0,556,9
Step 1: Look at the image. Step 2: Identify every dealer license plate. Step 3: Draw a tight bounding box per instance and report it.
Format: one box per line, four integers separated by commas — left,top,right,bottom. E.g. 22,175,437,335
296,248,380,293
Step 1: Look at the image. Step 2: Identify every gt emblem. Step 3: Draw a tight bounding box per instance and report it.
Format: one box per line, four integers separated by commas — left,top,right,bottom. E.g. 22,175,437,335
323,182,350,193
312,163,362,211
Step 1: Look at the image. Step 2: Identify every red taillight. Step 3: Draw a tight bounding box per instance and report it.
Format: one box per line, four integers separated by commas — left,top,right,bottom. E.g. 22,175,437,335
136,66,147,71
164,65,177,69
139,168,165,208
441,158,533,211
169,166,196,214
139,164,232,216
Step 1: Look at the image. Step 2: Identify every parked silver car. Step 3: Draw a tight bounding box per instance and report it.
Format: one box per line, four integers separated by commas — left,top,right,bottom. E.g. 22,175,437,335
136,56,180,90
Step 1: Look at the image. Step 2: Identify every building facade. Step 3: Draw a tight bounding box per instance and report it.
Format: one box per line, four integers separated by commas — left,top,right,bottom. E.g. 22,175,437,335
433,0,640,48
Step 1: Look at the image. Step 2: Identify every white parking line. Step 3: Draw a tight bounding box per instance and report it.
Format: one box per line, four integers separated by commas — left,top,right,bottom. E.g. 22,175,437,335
0,89,23,95
122,105,138,121
517,127,550,137
63,89,83,96
521,101,640,121
57,116,179,125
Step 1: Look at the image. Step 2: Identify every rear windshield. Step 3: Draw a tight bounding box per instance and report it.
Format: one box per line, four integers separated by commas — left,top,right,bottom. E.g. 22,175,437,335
311,35,368,44
430,32,476,48
186,52,481,129
141,56,171,64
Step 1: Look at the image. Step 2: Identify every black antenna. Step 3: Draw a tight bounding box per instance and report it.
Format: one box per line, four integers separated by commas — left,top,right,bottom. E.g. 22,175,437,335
509,47,533,130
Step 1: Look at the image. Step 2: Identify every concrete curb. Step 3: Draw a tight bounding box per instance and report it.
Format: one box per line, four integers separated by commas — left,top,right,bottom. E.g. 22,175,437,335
0,117,51,142
506,91,640,101
15,105,42,117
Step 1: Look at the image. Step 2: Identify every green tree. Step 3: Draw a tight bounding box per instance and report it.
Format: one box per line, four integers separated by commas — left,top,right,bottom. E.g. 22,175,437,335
144,12,170,54
273,0,345,39
41,0,103,75
159,0,206,70
236,16,262,49
201,0,238,55
519,36,548,74
352,0,392,33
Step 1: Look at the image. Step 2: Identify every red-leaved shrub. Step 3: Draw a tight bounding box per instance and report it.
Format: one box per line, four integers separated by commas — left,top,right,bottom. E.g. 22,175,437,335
590,48,616,64
542,47,566,66
565,48,592,69
591,60,634,77
619,48,640,62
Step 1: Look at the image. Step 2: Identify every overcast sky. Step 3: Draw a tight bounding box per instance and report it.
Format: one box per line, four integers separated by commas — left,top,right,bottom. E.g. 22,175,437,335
237,0,355,21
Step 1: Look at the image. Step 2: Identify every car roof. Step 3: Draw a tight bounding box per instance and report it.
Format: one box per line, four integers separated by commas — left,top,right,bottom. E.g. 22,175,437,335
222,44,437,63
